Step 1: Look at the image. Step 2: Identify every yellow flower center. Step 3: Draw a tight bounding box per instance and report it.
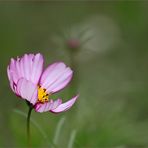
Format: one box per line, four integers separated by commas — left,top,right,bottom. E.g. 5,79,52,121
38,86,49,103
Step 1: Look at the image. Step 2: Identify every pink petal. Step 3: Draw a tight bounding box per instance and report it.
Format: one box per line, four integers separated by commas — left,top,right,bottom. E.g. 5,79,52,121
50,95,79,113
19,53,43,84
50,99,62,110
35,99,62,113
7,53,43,87
40,62,73,93
7,58,19,84
16,78,38,105
7,66,15,92
30,53,44,84
46,68,73,93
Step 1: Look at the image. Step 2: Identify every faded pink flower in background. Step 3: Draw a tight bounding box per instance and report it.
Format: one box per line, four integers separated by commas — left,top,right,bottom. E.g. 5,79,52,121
7,53,78,113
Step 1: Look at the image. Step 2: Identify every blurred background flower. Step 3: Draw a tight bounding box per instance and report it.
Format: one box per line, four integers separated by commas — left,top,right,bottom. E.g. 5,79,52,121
51,15,122,62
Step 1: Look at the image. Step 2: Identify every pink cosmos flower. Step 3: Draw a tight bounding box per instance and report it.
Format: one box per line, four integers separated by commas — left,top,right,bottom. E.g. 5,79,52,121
7,53,78,113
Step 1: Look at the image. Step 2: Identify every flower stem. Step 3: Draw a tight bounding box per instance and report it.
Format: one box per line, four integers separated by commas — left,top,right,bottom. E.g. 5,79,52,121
27,105,33,148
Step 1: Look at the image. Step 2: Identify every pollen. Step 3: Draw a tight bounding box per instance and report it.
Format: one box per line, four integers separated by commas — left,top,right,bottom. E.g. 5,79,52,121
38,86,49,103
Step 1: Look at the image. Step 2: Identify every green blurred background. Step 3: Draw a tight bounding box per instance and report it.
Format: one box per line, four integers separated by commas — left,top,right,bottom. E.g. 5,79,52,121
0,1,148,148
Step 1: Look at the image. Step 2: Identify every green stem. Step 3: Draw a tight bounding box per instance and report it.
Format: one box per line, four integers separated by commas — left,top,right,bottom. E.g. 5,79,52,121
27,106,33,148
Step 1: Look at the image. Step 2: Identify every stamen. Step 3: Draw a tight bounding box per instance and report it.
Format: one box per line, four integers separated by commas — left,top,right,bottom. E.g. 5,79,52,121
38,86,49,103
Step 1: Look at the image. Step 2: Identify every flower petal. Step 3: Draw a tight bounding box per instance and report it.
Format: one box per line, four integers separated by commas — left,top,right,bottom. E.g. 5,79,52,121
16,78,38,105
35,99,62,113
40,62,73,93
7,53,43,86
50,95,79,113
30,53,44,84
7,66,16,92
7,58,20,85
